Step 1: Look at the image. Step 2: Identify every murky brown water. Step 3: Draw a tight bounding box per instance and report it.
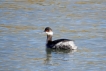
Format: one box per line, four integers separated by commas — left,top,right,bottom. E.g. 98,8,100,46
0,0,106,71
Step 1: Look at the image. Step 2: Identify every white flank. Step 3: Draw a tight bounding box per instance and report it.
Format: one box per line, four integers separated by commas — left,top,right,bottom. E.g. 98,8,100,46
45,31,53,36
54,41,77,49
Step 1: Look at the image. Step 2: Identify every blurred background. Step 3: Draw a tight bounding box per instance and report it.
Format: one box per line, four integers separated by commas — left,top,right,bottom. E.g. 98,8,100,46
0,0,106,71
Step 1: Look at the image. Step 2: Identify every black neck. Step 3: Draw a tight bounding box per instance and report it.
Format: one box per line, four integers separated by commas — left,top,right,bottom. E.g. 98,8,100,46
47,35,52,42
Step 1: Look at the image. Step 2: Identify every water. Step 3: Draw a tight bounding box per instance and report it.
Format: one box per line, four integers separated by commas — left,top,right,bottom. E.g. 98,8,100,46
0,0,106,71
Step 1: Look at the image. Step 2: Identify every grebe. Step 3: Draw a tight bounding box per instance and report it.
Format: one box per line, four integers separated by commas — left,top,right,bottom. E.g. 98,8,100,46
44,27,77,50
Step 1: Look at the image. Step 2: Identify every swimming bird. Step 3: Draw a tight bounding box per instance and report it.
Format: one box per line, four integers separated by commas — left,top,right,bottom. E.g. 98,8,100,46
44,27,77,50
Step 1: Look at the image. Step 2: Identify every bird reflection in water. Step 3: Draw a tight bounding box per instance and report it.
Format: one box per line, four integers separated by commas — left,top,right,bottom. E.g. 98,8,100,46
44,48,77,65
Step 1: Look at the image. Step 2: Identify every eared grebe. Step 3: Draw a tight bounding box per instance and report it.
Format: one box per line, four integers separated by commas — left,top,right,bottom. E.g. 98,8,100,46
44,27,77,50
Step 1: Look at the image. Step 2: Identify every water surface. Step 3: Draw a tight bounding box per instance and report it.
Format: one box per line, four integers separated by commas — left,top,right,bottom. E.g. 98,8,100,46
0,0,106,71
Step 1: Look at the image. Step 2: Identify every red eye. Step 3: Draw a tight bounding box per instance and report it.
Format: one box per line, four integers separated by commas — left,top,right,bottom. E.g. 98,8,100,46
46,30,49,32
44,29,48,32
